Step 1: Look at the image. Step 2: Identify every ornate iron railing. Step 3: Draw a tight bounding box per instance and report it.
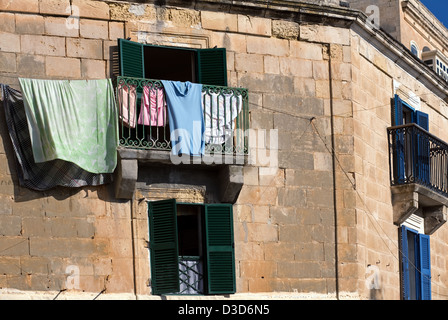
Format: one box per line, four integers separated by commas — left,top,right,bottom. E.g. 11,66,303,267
115,76,249,155
388,123,448,196
178,256,204,295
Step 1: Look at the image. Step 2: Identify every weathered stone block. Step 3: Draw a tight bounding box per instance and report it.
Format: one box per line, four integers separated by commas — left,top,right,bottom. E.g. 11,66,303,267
300,25,350,46
202,11,237,32
39,0,71,15
264,242,295,261
66,38,103,60
279,57,312,77
0,52,17,73
80,19,108,40
0,216,21,236
240,260,277,278
0,237,29,256
17,54,45,77
81,59,106,79
44,16,79,37
239,73,294,93
15,14,44,34
0,257,21,274
247,36,289,56
0,13,15,33
0,0,39,13
46,56,81,78
21,35,65,56
277,261,322,278
71,0,110,20
109,21,125,41
277,187,306,207
263,55,279,74
238,15,271,37
272,20,299,40
0,32,21,53
235,53,264,73
290,41,323,60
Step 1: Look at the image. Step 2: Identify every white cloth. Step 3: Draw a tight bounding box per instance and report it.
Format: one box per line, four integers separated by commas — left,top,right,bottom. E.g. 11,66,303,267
202,91,242,145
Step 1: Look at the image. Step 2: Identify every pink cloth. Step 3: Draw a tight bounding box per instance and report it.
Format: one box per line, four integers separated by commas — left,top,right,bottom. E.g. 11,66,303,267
138,86,166,126
117,83,137,128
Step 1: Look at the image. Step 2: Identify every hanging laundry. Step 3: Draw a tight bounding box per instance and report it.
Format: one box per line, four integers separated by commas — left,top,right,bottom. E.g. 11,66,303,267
161,80,204,156
138,85,166,127
117,82,137,128
202,91,242,145
0,84,113,191
18,78,118,174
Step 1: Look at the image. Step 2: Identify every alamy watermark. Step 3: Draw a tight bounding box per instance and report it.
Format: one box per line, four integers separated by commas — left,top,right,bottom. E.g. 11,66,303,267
365,5,380,30
65,265,80,290
65,4,80,30
168,126,279,177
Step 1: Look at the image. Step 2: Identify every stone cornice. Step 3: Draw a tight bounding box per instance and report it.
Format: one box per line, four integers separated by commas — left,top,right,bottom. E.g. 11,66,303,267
107,0,448,99
401,0,448,51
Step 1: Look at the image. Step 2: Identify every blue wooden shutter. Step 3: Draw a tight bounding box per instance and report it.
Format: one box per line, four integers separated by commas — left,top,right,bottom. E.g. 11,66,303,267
414,111,429,131
148,199,180,295
400,226,411,300
118,38,145,78
394,95,405,184
204,204,236,294
418,234,431,300
197,48,228,86
394,95,404,126
414,111,430,185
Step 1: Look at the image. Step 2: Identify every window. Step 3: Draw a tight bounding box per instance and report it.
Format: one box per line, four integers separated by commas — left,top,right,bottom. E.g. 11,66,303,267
392,95,429,184
400,226,431,300
118,38,228,87
410,41,419,58
148,199,236,295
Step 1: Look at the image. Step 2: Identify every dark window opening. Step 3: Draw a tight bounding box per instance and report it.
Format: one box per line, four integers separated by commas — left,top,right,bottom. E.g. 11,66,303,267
144,46,197,83
177,204,202,257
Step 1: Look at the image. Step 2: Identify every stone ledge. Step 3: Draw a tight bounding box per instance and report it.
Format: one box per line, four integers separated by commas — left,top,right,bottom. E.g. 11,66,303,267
391,183,448,235
115,148,245,203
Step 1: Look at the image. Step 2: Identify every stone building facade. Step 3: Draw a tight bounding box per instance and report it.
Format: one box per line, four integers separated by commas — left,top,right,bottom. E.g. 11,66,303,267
0,0,448,300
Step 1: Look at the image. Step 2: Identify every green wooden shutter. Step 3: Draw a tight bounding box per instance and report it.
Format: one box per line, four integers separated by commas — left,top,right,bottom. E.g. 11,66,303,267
118,38,145,78
418,234,431,300
197,48,228,86
148,199,179,295
204,204,236,294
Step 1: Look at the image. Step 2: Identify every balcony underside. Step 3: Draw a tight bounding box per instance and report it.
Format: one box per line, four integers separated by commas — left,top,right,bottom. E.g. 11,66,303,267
114,148,245,203
391,183,447,235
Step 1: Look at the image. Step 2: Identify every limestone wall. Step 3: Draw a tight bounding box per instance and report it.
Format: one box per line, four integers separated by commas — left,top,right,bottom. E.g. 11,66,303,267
1,0,448,300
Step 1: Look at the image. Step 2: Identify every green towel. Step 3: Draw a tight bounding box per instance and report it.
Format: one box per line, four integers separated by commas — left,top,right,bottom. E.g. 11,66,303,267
19,78,118,174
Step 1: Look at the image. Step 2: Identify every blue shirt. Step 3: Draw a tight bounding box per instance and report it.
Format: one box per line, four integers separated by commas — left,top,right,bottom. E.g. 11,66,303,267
161,80,204,156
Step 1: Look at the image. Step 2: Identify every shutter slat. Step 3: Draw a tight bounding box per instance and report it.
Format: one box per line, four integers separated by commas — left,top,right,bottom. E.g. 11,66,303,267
197,48,228,86
419,234,431,300
204,204,236,294
118,38,145,78
148,199,180,295
400,226,411,300
393,95,405,183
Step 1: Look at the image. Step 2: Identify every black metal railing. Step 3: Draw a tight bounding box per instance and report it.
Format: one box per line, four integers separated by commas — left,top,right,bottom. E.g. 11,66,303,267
388,123,448,196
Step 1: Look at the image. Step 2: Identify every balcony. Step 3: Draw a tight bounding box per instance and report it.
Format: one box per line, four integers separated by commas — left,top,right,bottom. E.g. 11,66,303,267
115,76,249,157
113,76,249,201
388,123,448,234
